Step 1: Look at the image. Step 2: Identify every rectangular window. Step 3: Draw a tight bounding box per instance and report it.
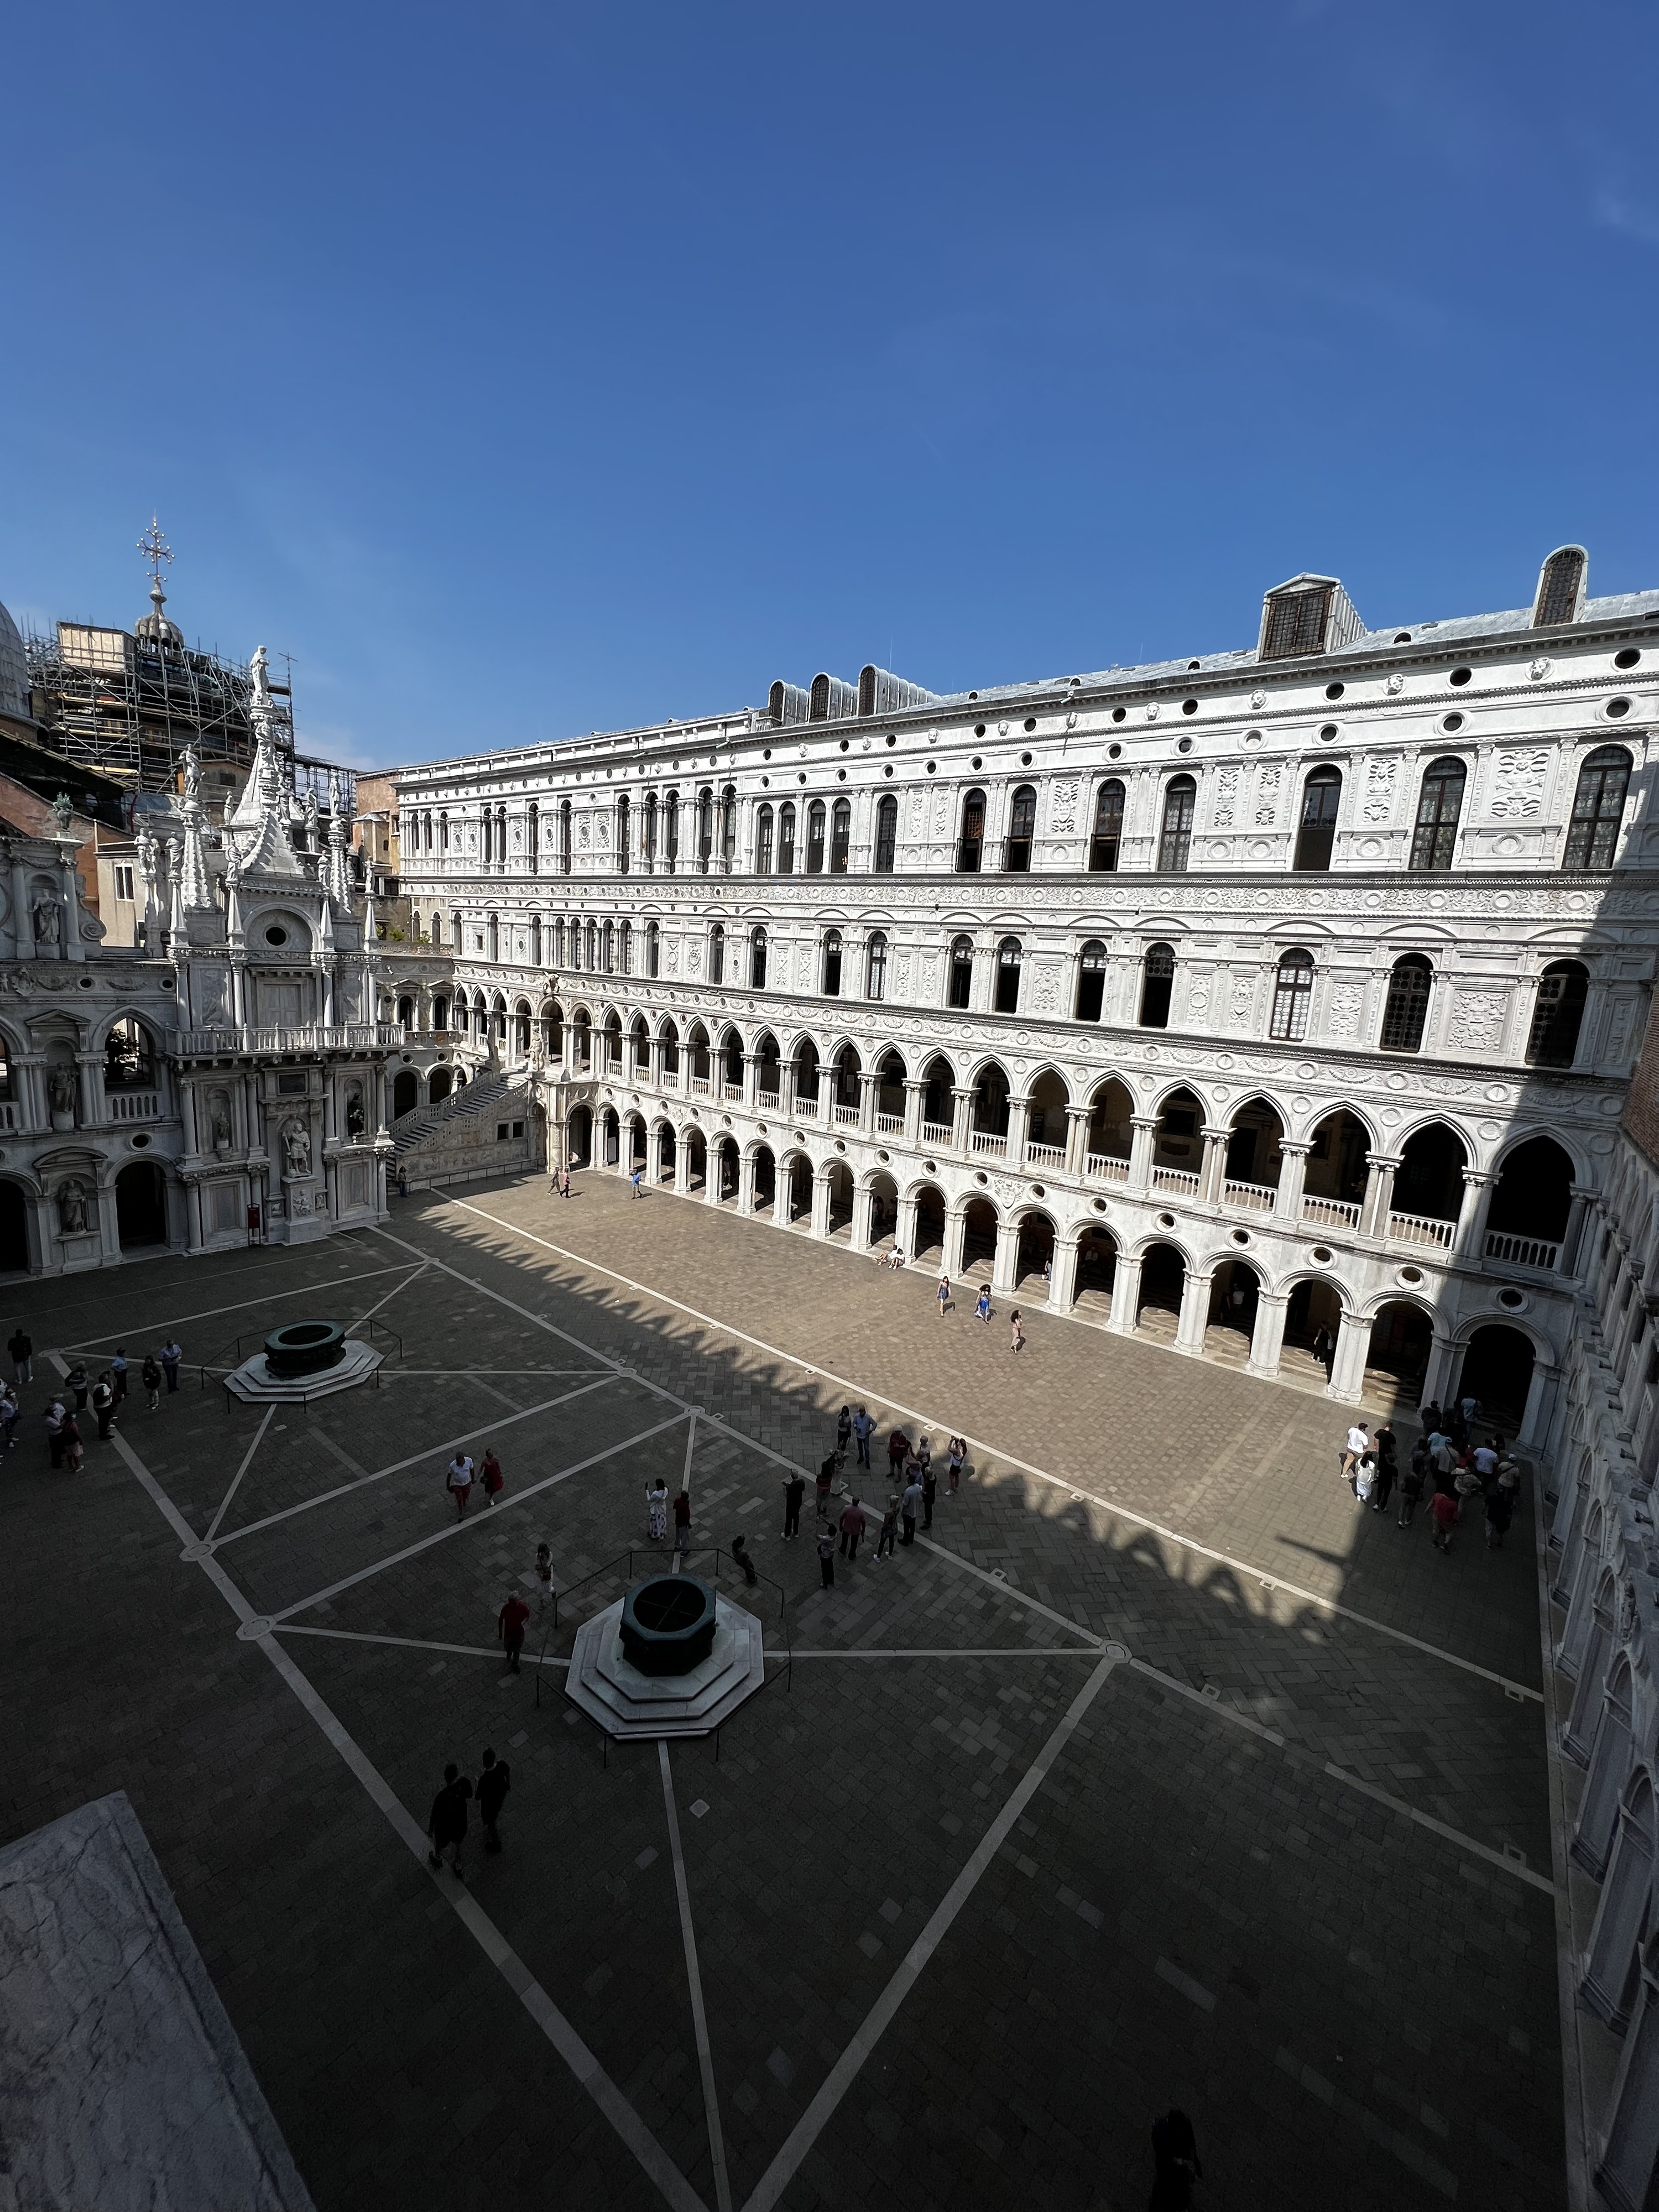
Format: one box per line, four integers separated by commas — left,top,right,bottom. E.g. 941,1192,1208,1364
1260,586,1331,660
113,864,134,902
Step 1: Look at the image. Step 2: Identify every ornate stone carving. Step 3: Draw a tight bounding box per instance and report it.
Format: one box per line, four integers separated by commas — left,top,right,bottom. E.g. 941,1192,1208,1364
1489,750,1550,819
1361,758,1396,823
1213,768,1239,828
1227,972,1256,1028
1050,780,1079,834
1447,990,1506,1052
1326,983,1363,1039
1254,766,1281,826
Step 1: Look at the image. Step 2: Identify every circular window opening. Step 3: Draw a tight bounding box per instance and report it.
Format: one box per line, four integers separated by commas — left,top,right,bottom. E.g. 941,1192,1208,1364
762,746,772,760
265,924,288,947
1156,1211,1176,1229
885,732,896,746
1243,728,1262,746
924,1159,936,1175
1112,706,1127,723
968,691,979,701
877,1149,889,1164
77,975,95,989
1319,723,1338,740
1441,711,1464,733
1020,751,1033,766
1615,648,1641,670
1449,666,1472,686
925,760,937,774
796,771,806,784
1399,1266,1423,1285
760,774,770,787
1092,1197,1107,1213
1187,659,1201,671
838,737,849,752
1024,718,1036,733
1030,1183,1047,1200
971,755,983,769
1606,696,1632,719
834,1139,847,1155
1177,735,1193,754
1311,1245,1333,1264
1326,681,1345,700
975,1170,989,1186
1108,742,1123,759
1394,630,1412,644
837,768,847,781
974,723,987,738
130,1132,151,1149
1230,1229,1250,1246
883,764,894,778
1498,1286,1526,1311
1181,697,1198,716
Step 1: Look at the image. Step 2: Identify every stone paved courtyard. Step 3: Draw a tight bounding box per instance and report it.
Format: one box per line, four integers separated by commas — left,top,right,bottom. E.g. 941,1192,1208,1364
3,1170,1563,2211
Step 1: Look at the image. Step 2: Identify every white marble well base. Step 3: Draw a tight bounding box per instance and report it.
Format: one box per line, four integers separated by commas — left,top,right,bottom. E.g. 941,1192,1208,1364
225,1339,382,1403
566,1594,765,1738
0,1792,316,2211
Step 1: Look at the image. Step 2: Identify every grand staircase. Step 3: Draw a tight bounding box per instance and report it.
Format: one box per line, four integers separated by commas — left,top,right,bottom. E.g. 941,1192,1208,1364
389,1070,514,1164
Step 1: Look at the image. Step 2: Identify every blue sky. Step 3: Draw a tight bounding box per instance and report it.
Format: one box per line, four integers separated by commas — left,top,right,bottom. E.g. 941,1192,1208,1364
3,1,1656,769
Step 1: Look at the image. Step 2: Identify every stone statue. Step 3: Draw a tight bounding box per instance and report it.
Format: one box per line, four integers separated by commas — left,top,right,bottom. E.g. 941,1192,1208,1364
303,787,320,849
345,1086,366,1138
50,792,75,836
211,1093,233,1149
280,1117,311,1179
47,1063,76,1118
57,1178,90,1234
181,748,201,806
249,643,270,706
32,892,62,947
223,837,243,892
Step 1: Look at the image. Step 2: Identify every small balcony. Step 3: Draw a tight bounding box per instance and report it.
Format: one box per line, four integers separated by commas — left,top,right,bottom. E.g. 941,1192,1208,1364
1150,1165,1200,1197
969,1129,1007,1159
1388,1209,1455,1250
1485,1230,1561,1272
1086,1152,1129,1183
1302,1193,1361,1232
105,1090,161,1123
921,1120,953,1150
833,1102,860,1127
1222,1178,1276,1215
1025,1141,1065,1171
876,1112,904,1136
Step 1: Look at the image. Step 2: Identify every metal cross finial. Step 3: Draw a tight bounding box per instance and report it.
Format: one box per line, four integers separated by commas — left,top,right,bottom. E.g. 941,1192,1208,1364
137,515,173,585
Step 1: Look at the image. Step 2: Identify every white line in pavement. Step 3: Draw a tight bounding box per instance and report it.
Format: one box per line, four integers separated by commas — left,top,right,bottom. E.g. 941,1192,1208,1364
740,1650,1123,2212
108,1422,710,2212
274,1624,569,1667
442,1201,1542,1703
204,1405,275,1544
659,1742,733,2212
49,1262,417,1353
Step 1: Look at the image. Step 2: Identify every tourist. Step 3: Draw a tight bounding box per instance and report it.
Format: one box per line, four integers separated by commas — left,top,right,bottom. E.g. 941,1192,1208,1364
1353,1455,1376,1509
1454,1454,1484,1523
91,1373,116,1441
110,1350,129,1407
921,1457,938,1529
630,1168,644,1198
900,1472,923,1545
1430,1487,1458,1555
852,1406,874,1469
446,1452,474,1518
1312,1324,1333,1373
1399,1442,1427,1528
947,1434,967,1494
534,1541,554,1608
1371,1425,1398,1514
875,1495,898,1560
0,1388,17,1455
64,1362,89,1412
426,1762,472,1875
937,1272,952,1318
1010,1309,1025,1354
780,1470,804,1541
1418,1397,1442,1434
498,1589,530,1673
1149,2108,1202,2210
838,1496,866,1560
1484,1470,1517,1550
561,1167,572,1201
886,1426,911,1482
479,1448,505,1506
647,1479,669,1543
835,1405,853,1462
1469,1437,1499,1485
815,1453,836,1520
672,1487,691,1555
915,1433,932,1484
7,1325,31,1386
61,1412,84,1474
1340,1423,1368,1490
974,1286,993,1326
731,1535,758,1586
141,1353,162,1412
1460,1392,1482,1429
160,1339,182,1392
45,1397,67,1469
476,1749,510,1854
816,1523,835,1589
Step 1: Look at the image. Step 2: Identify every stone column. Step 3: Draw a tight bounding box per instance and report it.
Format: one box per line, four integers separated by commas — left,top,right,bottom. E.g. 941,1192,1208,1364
950,1086,974,1155
1048,1237,1079,1311
1175,1265,1213,1354
76,1052,103,1129
942,1204,967,1278
858,1071,879,1138
1199,1125,1230,1207
1001,1095,1029,1166
992,1215,1021,1294
1273,1140,1311,1226
902,1079,926,1147
1063,1105,1092,1178
810,1168,833,1239
1562,1187,1594,1276
778,1062,796,1120
705,1140,723,1204
674,1130,693,1195
230,954,248,1028
1248,1291,1290,1380
895,1191,920,1256
1108,1250,1143,1334
738,1147,757,1214
1359,1152,1400,1239
14,1054,46,1134
1520,1358,1559,1449
1327,1307,1373,1402
742,1052,761,1113
852,1182,875,1251
1127,1115,1160,1197
1456,1168,1496,1261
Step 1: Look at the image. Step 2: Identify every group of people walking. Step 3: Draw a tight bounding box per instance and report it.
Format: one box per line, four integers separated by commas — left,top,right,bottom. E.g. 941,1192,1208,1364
6,1327,184,1470
445,1447,506,1517
782,1407,968,1588
426,1747,512,1876
932,1277,1026,1350
1338,1394,1521,1553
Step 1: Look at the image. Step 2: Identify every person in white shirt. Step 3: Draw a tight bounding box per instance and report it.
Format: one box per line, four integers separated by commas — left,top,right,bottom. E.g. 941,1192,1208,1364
1340,1425,1369,1491
446,1453,475,1519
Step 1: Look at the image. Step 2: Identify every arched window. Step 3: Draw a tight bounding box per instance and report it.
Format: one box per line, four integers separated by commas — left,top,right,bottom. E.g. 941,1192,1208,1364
830,797,851,874
994,936,1022,1015
1076,939,1108,1021
1381,954,1432,1052
585,919,597,969
709,923,725,984
756,804,774,874
865,931,888,1001
1564,746,1632,870
602,920,615,974
646,921,661,978
823,928,843,997
481,810,492,867
873,794,898,874
1139,942,1175,1028
750,925,768,989
664,789,680,867
487,912,499,961
559,801,572,874
1535,545,1587,628
1157,776,1195,872
529,915,542,967
721,785,737,869
643,790,658,864
1006,785,1036,872
806,799,827,874
619,920,632,975
528,802,540,873
1410,757,1466,872
957,788,987,872
1089,780,1124,873
1268,948,1314,1041
432,995,448,1031
439,810,449,852
1293,766,1342,871
778,801,796,875
697,787,714,868
1527,961,1589,1067
430,910,444,948
103,1017,155,1088
615,794,629,875
552,916,567,967
948,934,974,1009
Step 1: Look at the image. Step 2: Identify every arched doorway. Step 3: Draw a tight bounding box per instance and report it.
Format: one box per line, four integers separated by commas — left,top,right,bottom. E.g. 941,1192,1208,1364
1086,1079,1134,1173
1366,1301,1432,1402
656,1123,676,1182
1455,1326,1535,1429
1394,1122,1467,1243
1015,1211,1055,1292
961,1197,998,1276
1073,1227,1117,1319
752,1146,776,1217
1204,1259,1260,1365
116,1163,166,1249
1284,1277,1344,1383
1487,1134,1575,1264
785,1154,813,1225
428,1065,452,1105
0,1181,27,1272
712,1136,738,1202
624,1113,646,1171
865,1170,899,1251
392,1070,420,1119
1135,1243,1185,1338
685,1130,707,1193
567,1105,593,1168
910,1183,945,1265
1303,1110,1370,1225
1223,1099,1284,1210
825,1160,854,1236
600,1107,620,1167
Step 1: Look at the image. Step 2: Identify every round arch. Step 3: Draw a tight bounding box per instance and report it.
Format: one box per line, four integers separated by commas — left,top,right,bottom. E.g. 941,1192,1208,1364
1204,1256,1264,1363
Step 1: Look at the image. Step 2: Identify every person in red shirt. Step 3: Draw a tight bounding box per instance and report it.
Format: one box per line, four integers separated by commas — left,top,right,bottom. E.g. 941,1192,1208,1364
1430,1488,1459,1555
498,1591,531,1672
479,1449,505,1506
